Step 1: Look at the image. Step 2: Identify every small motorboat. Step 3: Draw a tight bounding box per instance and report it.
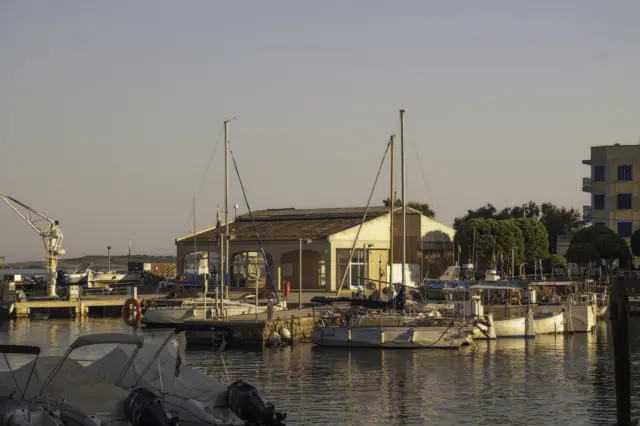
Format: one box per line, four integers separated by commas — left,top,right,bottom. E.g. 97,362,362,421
0,334,178,425
88,329,287,425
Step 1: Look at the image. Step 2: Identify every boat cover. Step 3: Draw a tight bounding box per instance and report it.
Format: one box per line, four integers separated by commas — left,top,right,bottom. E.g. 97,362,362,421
0,356,129,419
87,340,229,407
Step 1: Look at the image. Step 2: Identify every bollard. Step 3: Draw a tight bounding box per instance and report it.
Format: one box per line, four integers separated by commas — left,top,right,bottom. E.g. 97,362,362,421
610,276,631,426
267,299,274,320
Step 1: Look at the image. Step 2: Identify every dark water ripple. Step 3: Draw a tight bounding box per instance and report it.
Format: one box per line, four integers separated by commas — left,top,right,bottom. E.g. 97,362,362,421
0,317,636,425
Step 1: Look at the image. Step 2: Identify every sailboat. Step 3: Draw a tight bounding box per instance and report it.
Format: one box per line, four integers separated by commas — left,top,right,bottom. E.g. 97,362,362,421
311,110,477,349
142,119,285,328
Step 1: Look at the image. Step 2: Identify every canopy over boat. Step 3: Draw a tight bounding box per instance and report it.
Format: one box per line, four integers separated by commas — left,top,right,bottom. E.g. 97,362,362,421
87,339,228,407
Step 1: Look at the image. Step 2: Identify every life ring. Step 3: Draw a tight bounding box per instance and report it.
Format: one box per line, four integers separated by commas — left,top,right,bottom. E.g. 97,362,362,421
122,298,142,327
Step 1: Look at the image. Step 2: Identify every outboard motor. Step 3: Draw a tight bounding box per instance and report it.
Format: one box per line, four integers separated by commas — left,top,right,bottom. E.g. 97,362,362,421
0,396,30,426
227,380,286,425
124,387,178,426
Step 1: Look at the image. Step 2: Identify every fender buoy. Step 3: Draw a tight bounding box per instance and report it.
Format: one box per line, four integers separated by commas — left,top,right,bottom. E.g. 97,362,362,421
122,298,142,327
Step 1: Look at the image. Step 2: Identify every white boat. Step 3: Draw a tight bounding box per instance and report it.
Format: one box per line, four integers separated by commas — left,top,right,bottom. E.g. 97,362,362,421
473,312,498,340
533,311,564,334
142,297,286,327
88,270,144,288
493,314,536,338
88,330,287,425
312,325,474,349
0,333,178,425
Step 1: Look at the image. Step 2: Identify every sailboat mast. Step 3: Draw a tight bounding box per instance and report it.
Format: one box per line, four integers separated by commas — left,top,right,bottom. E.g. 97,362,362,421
400,109,406,287
389,134,395,293
224,119,230,295
193,196,197,274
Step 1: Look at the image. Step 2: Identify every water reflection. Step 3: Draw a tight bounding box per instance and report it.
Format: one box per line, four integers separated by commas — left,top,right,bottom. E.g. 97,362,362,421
0,318,635,424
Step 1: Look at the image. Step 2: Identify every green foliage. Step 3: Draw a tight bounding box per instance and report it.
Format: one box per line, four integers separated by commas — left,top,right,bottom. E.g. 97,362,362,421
453,201,580,253
544,254,567,270
593,233,628,260
513,218,549,263
570,225,616,245
382,198,435,218
565,243,598,265
453,218,524,268
631,229,640,257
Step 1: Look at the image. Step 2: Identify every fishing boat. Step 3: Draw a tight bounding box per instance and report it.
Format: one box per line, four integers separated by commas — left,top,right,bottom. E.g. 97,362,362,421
88,329,287,425
533,311,564,334
0,334,178,425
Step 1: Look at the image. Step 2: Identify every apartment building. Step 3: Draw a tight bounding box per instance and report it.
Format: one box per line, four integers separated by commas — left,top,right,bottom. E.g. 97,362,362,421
583,143,640,238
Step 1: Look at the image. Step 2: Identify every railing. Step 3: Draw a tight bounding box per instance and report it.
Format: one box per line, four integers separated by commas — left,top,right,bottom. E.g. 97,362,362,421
582,177,592,191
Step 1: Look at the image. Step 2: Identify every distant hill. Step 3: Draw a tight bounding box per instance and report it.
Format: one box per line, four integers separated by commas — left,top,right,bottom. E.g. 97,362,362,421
5,254,176,270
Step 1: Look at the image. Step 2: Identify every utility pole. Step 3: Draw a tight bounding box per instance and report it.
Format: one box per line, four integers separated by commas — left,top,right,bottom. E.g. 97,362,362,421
107,246,111,272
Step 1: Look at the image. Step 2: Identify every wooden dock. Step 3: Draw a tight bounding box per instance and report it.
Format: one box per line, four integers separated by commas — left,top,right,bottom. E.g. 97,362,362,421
12,293,168,318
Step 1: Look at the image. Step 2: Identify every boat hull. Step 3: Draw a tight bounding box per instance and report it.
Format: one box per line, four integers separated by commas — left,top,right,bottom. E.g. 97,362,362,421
142,302,284,327
493,316,535,338
311,326,473,349
533,311,564,334
473,313,497,340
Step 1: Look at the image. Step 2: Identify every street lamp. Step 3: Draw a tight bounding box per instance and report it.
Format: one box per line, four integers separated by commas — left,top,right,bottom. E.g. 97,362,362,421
107,246,112,272
299,238,312,309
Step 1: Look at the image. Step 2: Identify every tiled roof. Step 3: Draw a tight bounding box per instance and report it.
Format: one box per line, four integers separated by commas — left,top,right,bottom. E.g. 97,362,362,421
177,207,397,243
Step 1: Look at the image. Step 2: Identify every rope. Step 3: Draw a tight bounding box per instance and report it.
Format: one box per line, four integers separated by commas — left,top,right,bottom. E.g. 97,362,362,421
229,147,280,303
335,138,392,296
180,124,225,234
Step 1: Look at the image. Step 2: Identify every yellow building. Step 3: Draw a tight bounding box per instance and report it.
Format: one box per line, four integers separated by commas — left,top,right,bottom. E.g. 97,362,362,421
175,207,456,293
583,143,640,238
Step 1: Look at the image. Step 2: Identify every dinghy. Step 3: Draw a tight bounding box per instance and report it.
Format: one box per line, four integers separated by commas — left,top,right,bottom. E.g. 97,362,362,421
0,334,177,425
88,330,287,425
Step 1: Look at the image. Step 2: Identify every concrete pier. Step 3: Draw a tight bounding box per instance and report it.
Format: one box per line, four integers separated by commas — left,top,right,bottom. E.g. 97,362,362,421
181,308,317,346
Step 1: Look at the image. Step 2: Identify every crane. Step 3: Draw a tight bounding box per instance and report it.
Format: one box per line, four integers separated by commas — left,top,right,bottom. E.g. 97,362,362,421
0,192,65,297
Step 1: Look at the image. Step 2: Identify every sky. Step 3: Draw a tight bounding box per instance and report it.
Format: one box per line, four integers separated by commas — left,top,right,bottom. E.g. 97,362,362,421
1,1,640,262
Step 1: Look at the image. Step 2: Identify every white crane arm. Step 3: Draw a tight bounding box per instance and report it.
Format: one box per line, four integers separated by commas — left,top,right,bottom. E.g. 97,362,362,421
0,192,61,238
0,191,64,297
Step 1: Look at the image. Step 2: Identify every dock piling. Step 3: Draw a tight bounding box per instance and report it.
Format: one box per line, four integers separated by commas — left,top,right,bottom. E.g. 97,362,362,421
610,276,632,426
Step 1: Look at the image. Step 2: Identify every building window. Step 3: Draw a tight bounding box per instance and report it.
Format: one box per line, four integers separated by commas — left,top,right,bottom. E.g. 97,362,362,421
617,193,633,210
593,166,605,181
617,165,633,181
618,221,633,238
593,194,605,210
337,248,365,289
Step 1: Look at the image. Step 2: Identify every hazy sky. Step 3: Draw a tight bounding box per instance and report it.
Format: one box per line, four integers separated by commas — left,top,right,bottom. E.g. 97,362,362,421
1,1,639,262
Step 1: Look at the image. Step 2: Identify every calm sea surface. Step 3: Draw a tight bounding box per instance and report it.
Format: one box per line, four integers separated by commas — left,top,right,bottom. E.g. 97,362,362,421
0,317,637,425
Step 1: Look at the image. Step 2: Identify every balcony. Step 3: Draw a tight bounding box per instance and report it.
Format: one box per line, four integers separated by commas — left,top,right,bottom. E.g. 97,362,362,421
582,177,592,192
582,159,592,165
583,205,592,220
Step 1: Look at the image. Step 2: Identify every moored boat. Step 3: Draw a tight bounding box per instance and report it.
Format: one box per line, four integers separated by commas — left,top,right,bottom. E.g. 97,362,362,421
533,311,564,334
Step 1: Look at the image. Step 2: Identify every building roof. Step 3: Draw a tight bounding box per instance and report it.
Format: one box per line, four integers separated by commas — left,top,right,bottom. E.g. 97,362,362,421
176,206,407,243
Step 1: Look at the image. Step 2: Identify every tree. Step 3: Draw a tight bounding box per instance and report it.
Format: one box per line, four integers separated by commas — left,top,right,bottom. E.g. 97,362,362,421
453,201,580,253
565,243,598,266
453,218,524,268
631,229,640,257
382,198,435,218
544,254,567,271
540,203,581,253
570,225,616,245
513,218,549,263
593,233,628,261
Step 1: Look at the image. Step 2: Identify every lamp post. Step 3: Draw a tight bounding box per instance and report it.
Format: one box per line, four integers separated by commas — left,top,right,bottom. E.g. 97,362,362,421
299,238,312,309
107,246,112,272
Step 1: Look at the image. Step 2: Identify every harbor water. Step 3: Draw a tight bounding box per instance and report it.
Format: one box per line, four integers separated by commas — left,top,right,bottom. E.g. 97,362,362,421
0,317,636,425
